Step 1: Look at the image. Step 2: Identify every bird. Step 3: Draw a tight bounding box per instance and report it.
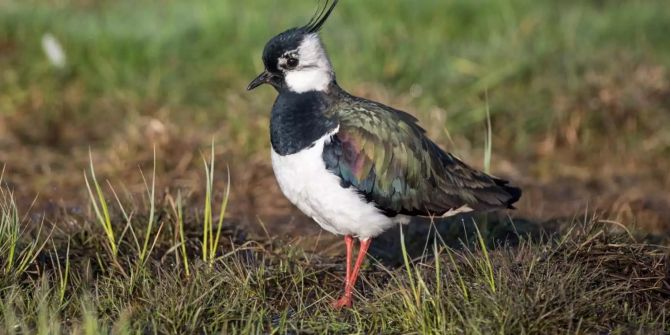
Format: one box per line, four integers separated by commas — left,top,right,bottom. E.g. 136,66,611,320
247,0,521,309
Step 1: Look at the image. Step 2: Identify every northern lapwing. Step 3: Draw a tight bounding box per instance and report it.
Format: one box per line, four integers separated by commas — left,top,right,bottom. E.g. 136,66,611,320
247,0,521,309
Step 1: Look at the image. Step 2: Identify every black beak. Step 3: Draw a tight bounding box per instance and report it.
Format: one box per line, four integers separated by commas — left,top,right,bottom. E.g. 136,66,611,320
247,70,272,91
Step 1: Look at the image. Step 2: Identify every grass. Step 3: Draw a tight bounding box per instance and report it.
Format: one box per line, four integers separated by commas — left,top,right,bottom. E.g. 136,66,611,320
0,170,668,332
201,143,231,267
84,152,117,257
1,0,670,333
0,167,48,279
1,0,669,154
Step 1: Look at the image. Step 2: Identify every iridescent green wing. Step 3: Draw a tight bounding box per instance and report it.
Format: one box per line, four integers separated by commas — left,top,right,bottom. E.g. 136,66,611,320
322,98,520,216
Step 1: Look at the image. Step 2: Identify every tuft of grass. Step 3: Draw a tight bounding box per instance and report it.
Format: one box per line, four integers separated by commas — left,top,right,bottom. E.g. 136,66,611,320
201,142,231,267
84,151,117,258
0,167,47,278
168,190,190,277
51,239,70,306
473,219,496,293
138,147,162,267
83,149,166,276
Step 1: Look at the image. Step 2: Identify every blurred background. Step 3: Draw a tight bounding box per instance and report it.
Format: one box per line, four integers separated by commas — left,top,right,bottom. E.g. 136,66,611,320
1,0,669,240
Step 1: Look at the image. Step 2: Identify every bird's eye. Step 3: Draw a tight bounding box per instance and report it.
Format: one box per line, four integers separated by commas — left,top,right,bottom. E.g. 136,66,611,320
286,57,299,69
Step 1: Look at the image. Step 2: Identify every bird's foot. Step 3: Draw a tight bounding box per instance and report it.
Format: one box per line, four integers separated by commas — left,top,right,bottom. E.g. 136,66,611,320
331,295,352,309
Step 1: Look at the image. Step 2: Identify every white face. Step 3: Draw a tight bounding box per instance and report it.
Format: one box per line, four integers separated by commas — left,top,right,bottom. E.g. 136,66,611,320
278,34,333,93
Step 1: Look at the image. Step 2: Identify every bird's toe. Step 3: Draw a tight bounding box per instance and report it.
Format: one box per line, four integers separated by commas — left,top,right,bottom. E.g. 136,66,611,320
331,296,353,309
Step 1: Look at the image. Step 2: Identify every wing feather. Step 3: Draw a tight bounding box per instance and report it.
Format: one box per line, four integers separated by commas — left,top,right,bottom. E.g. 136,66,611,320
322,96,520,216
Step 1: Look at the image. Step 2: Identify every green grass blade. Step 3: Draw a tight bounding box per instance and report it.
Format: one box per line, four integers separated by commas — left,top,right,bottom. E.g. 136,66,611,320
139,147,158,265
212,165,231,261
176,191,190,276
85,152,116,256
473,220,496,293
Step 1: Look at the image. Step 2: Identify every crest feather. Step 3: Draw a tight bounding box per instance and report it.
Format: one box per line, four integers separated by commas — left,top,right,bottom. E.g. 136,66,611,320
302,0,339,33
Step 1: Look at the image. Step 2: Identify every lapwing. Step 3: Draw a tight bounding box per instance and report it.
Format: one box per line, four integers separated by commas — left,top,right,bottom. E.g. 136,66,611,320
247,0,521,308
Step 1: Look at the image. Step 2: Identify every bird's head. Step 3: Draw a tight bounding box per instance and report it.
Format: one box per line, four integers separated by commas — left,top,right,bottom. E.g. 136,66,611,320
247,0,339,93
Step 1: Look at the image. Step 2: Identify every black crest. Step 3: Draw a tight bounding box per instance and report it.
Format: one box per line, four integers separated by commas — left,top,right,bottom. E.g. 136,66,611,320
302,0,340,33
262,0,340,73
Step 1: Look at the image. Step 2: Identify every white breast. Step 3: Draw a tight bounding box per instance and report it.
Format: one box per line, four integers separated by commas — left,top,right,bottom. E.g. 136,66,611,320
270,129,397,239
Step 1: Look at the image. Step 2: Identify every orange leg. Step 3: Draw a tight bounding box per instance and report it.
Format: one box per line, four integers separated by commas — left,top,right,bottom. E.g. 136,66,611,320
343,235,354,283
333,237,371,309
332,235,354,308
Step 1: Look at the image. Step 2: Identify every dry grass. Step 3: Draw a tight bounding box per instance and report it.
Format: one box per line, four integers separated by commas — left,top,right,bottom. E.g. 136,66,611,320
1,180,668,333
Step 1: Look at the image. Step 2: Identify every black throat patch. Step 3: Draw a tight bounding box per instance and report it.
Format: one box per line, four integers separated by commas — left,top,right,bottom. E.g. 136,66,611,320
270,90,337,156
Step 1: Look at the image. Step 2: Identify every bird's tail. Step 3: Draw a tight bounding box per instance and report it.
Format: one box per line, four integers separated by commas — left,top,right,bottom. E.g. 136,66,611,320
433,141,522,211
492,177,522,209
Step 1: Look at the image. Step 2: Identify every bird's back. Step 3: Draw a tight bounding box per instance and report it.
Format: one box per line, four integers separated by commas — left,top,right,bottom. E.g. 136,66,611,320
323,87,521,218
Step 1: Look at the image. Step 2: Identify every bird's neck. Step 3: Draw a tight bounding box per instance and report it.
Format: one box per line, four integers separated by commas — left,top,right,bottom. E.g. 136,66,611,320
270,90,338,156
